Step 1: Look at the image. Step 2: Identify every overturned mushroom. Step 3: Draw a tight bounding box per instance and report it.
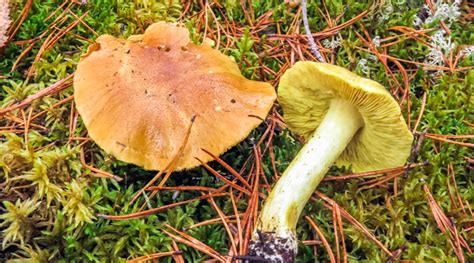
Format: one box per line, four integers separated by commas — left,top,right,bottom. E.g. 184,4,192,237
248,61,413,262
74,22,276,171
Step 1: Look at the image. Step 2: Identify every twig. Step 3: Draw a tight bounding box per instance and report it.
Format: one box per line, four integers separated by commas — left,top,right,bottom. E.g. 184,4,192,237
301,0,326,62
403,128,428,178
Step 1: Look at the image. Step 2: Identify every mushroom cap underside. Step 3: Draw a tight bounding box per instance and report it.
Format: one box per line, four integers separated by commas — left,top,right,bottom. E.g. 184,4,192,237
278,61,413,172
74,22,276,171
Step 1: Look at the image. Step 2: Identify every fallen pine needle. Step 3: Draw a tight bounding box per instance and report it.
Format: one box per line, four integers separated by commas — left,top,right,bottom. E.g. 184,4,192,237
162,224,226,261
305,216,336,263
126,251,181,263
0,74,73,116
98,192,226,220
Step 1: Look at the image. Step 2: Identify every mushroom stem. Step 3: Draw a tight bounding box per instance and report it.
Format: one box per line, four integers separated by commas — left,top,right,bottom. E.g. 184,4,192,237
249,99,363,262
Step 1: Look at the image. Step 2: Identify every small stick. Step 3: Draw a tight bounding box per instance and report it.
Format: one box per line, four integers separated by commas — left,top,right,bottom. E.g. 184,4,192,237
301,0,326,62
402,128,428,178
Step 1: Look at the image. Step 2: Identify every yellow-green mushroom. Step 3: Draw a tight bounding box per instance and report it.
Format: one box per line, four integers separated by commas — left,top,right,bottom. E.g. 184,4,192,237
248,61,413,262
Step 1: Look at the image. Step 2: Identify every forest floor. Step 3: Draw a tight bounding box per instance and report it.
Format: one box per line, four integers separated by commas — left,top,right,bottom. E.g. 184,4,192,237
0,0,473,262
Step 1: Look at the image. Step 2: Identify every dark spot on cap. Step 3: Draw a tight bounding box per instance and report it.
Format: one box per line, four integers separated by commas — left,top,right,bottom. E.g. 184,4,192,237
231,99,236,103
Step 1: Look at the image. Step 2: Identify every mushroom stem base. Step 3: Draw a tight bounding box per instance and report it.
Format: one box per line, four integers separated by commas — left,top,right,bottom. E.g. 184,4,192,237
247,230,297,262
249,99,363,261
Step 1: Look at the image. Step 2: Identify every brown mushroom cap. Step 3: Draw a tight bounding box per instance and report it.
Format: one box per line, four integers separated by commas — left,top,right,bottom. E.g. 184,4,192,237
278,61,413,172
74,22,276,171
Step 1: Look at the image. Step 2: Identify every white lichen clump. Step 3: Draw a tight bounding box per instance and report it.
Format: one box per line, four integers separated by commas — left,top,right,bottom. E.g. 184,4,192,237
357,59,369,75
414,0,462,27
0,0,10,48
425,0,461,25
460,46,474,59
414,1,464,69
378,3,393,22
425,30,455,66
372,36,381,48
322,36,342,49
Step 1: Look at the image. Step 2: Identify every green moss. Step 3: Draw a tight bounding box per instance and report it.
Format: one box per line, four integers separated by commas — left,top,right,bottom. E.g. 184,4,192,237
1,0,472,262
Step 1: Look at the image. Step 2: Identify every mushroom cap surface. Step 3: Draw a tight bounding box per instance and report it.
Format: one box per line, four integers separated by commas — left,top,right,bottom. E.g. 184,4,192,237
74,22,276,171
278,61,413,172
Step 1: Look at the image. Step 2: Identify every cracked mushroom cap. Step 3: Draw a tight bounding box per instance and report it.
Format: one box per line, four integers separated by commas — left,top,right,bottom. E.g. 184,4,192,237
278,61,413,172
74,22,276,171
